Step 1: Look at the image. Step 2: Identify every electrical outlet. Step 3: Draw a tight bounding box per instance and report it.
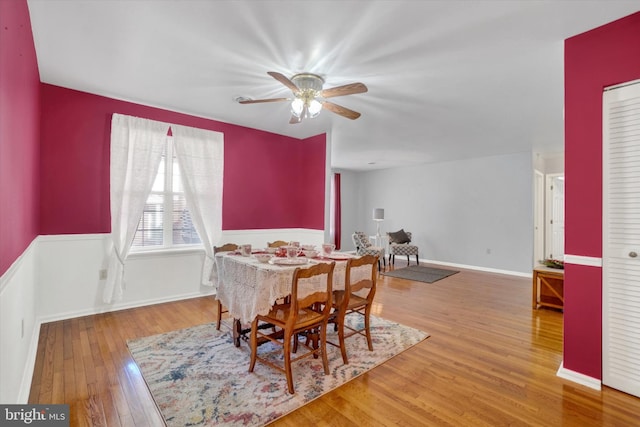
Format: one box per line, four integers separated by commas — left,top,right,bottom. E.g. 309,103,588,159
99,269,108,280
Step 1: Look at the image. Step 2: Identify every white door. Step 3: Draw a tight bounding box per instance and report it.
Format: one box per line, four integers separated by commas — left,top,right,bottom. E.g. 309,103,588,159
603,80,640,397
534,170,545,265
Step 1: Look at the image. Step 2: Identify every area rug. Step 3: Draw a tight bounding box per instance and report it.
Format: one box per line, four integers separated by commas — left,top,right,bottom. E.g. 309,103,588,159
383,265,459,283
127,314,428,427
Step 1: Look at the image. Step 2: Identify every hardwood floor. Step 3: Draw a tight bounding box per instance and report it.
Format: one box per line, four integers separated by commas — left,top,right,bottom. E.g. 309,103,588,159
29,264,640,426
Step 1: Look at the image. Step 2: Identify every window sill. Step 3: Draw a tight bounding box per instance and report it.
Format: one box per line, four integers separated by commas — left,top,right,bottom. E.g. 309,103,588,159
128,245,205,259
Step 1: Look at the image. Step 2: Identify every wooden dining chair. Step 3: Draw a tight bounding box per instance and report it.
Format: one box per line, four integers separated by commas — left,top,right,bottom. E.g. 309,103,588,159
249,261,336,394
267,240,288,248
213,243,239,330
327,254,378,364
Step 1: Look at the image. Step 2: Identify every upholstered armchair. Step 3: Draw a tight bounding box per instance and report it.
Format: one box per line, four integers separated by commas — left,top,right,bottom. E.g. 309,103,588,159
352,232,386,271
387,229,419,266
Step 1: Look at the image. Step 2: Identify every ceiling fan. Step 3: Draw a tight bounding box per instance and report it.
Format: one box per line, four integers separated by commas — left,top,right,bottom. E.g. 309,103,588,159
238,72,368,124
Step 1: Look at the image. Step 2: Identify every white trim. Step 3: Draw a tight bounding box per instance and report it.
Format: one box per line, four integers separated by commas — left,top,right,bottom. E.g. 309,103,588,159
564,254,602,267
221,228,321,236
17,285,214,403
37,290,215,325
0,238,38,295
18,320,42,403
556,361,602,391
36,233,107,242
419,258,530,278
128,246,205,259
1,238,39,403
604,78,640,92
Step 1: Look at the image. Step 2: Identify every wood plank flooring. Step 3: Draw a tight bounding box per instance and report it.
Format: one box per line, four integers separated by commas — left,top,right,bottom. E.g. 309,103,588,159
29,263,640,426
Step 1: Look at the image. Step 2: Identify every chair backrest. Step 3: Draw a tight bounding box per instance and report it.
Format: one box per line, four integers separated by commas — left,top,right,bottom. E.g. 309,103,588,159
387,231,413,244
346,255,378,299
352,232,371,249
288,262,335,327
268,240,288,248
214,243,238,254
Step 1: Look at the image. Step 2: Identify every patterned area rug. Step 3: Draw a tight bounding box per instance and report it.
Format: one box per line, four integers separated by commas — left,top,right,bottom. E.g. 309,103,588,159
127,314,428,427
383,265,459,283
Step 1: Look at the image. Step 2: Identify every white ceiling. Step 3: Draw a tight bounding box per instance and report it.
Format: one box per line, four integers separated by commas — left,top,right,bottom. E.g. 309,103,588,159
27,1,639,171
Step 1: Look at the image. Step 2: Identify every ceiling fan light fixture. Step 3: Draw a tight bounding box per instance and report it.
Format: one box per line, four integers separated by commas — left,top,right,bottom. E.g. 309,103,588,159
241,71,366,123
308,99,322,117
291,98,304,117
291,95,322,119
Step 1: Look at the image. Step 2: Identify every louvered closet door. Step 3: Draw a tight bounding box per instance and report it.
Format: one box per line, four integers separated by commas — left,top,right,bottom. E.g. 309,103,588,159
603,80,640,397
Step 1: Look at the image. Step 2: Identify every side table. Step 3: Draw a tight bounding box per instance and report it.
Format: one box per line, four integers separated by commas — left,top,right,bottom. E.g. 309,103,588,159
532,265,564,310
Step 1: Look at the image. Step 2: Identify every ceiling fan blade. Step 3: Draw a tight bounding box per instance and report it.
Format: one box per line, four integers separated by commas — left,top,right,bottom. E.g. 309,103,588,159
238,97,289,104
289,115,302,124
320,82,368,99
267,71,300,94
322,101,361,120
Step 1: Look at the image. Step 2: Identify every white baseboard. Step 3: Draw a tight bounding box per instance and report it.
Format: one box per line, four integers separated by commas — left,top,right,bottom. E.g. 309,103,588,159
17,290,215,403
556,361,602,390
419,258,531,278
18,320,42,403
37,289,216,325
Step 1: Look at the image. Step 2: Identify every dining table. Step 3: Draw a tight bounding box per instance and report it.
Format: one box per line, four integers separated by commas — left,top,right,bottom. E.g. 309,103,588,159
212,249,370,346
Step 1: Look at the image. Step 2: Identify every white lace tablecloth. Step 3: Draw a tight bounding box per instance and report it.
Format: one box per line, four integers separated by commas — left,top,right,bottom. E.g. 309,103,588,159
212,252,371,324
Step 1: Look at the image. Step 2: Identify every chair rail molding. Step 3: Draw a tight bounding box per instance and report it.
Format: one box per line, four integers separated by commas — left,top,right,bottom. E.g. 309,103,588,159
564,254,602,267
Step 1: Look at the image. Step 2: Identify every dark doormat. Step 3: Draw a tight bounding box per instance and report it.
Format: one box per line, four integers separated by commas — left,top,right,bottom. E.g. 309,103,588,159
382,265,459,283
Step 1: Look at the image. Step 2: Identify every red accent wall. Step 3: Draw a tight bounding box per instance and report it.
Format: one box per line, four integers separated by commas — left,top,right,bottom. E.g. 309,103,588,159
0,0,40,276
39,84,326,234
564,11,640,380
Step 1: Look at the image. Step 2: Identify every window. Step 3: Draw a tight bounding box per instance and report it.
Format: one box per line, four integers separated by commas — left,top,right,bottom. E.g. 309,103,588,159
132,137,201,249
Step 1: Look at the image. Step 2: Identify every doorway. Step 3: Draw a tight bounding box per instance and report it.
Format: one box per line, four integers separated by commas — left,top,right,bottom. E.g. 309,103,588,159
545,173,565,260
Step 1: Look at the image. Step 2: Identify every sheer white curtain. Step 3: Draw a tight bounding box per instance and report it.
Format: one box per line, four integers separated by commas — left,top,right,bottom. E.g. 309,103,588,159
104,114,168,303
172,124,224,285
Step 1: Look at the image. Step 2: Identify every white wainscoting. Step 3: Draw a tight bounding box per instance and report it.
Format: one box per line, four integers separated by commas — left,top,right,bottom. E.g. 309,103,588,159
37,234,212,323
0,228,325,403
0,239,38,404
37,229,325,322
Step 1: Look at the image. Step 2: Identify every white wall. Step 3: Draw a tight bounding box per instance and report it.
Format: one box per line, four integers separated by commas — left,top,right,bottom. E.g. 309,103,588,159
0,240,38,404
37,234,209,322
36,229,324,322
0,228,324,403
534,151,564,175
339,152,534,274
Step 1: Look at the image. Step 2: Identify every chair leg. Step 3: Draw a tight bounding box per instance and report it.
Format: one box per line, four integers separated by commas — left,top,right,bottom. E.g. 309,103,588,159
337,309,349,364
216,300,223,330
407,255,410,266
283,331,295,394
416,255,419,265
248,319,258,372
364,306,374,351
320,322,330,375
